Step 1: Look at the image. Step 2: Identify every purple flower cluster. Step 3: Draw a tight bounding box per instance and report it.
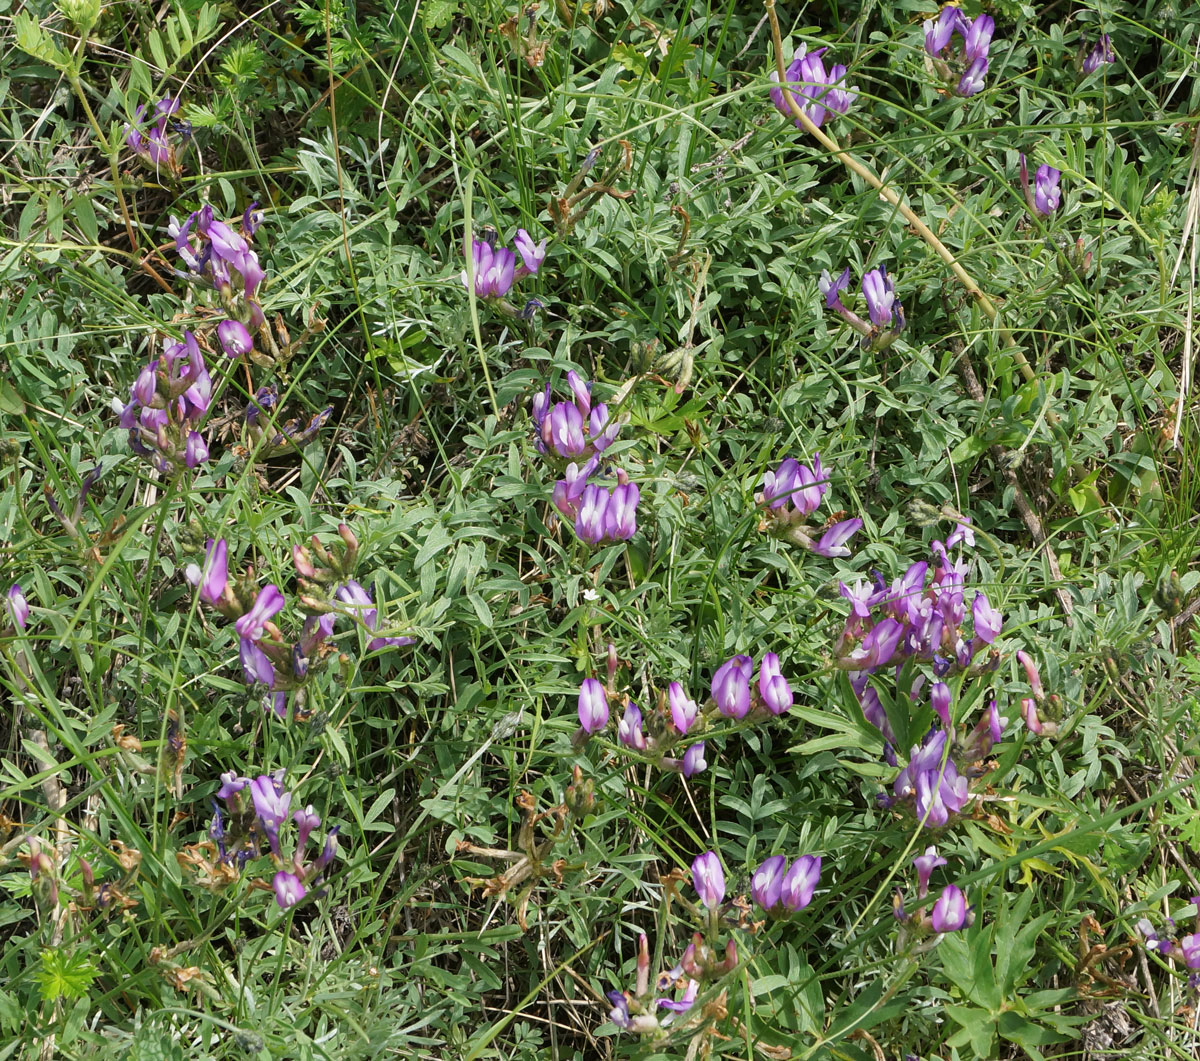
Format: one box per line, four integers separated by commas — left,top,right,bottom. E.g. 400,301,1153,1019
118,330,212,474
820,264,907,351
169,204,267,323
756,455,862,557
892,729,970,826
184,525,412,721
711,652,794,718
461,227,546,301
532,371,639,546
1020,154,1062,216
211,771,339,909
751,853,821,913
1082,34,1115,75
534,370,620,463
125,97,188,177
923,6,995,97
769,43,857,129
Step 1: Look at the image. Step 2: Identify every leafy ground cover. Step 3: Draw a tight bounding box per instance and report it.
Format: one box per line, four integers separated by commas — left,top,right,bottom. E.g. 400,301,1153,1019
2,0,1200,1057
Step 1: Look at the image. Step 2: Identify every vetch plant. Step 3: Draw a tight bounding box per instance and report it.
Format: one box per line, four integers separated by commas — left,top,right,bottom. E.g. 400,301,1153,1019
769,43,857,130
923,6,996,97
820,264,907,351
756,454,863,556
1020,154,1062,217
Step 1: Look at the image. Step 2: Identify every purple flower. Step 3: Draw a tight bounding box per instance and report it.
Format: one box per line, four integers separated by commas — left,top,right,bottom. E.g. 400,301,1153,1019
946,518,975,549
972,592,1002,643
236,584,285,640
1033,165,1062,215
930,681,951,729
844,617,904,670
668,682,699,734
862,267,897,327
335,579,376,628
548,403,587,457
606,483,639,541
313,828,339,872
987,700,1006,744
692,850,725,909
1179,934,1200,970
914,759,970,826
216,771,249,804
462,239,516,299
762,458,801,510
711,654,752,719
657,978,698,1014
132,362,158,406
514,229,547,274
961,14,994,63
839,579,881,619
1082,34,1115,74
239,637,276,687
957,55,989,97
618,701,647,751
184,431,209,468
819,267,851,310
6,584,29,630
681,741,707,777
924,7,962,55
781,854,821,911
930,884,969,932
293,805,320,849
272,871,306,909
578,678,609,734
249,775,291,852
575,483,610,544
217,320,253,358
813,518,863,558
758,653,793,715
752,854,788,910
185,538,228,606
913,846,946,900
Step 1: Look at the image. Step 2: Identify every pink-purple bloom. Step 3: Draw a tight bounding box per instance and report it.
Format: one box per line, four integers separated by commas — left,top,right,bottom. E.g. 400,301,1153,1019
578,678,609,734
217,319,254,358
249,774,291,853
972,592,1003,643
236,584,285,641
712,655,752,719
923,7,994,96
618,701,647,751
930,884,969,932
272,870,306,909
780,855,821,911
185,538,228,606
1020,154,1062,216
770,43,857,129
692,851,725,909
752,854,788,910
680,741,707,777
758,653,794,715
6,584,28,630
913,846,947,900
239,637,276,688
668,682,699,733
1082,34,1115,74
